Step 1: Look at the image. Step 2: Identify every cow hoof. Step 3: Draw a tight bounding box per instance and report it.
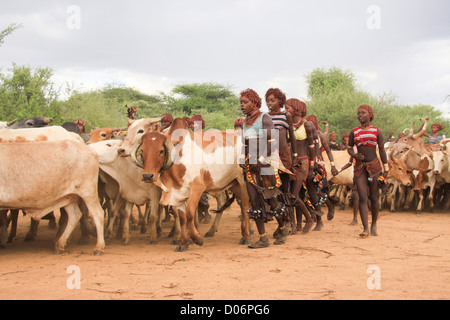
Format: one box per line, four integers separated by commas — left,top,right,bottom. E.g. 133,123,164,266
121,238,130,245
171,239,180,245
93,250,104,256
239,238,249,245
55,248,65,255
195,238,204,246
149,240,158,245
175,244,188,252
205,232,215,238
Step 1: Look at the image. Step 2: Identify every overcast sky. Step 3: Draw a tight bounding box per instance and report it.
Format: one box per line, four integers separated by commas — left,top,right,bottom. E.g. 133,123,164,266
1,0,449,116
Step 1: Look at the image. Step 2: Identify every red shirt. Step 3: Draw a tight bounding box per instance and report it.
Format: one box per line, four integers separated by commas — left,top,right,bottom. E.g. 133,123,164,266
352,126,379,147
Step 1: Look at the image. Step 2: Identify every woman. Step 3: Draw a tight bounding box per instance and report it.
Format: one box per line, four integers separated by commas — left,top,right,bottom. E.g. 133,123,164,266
266,88,297,237
340,132,349,150
425,123,445,144
284,98,316,233
239,89,287,248
347,105,388,237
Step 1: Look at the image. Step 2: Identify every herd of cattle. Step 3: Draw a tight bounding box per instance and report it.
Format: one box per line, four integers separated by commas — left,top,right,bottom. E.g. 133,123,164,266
0,116,449,255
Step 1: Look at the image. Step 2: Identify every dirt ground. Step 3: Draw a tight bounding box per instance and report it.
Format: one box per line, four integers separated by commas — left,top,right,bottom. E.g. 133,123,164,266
0,200,449,301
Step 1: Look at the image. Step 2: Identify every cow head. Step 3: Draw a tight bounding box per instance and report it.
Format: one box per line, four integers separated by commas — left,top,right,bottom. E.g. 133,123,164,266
131,132,175,183
394,119,430,157
387,158,411,186
117,117,162,157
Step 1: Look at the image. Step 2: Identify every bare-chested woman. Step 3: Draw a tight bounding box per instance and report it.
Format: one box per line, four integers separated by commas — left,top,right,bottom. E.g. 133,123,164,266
347,105,388,237
285,98,316,233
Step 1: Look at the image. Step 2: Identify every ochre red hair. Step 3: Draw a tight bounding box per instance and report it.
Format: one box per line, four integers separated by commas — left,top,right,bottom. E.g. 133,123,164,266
305,114,319,131
286,98,307,117
265,88,286,107
240,89,261,109
358,104,374,121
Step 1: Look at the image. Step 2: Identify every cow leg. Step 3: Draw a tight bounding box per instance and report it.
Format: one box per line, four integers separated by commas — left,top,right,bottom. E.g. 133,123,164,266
120,201,133,245
25,218,39,242
174,204,189,251
147,187,162,244
106,195,125,244
55,202,83,254
83,197,106,255
185,187,205,247
139,202,149,234
229,181,251,245
7,209,19,243
0,210,8,248
205,192,228,237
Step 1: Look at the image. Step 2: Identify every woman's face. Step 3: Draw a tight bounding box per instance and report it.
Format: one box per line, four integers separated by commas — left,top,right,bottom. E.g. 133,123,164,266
431,125,439,134
357,108,371,125
266,94,282,113
240,96,255,115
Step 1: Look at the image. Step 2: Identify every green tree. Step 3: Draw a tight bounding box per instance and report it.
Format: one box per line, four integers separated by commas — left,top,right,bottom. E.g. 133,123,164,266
0,23,22,47
0,63,61,121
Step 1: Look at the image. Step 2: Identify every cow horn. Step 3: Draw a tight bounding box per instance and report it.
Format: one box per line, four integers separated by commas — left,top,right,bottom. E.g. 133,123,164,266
412,119,428,140
147,117,162,124
408,123,415,137
161,138,175,172
130,141,144,169
6,118,18,126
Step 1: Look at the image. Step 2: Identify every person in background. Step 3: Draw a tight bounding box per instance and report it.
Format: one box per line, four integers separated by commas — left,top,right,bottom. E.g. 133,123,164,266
74,119,86,134
340,132,349,150
328,131,340,150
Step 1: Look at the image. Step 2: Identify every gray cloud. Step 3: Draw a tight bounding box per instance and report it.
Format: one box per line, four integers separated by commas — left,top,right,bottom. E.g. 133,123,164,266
1,0,449,115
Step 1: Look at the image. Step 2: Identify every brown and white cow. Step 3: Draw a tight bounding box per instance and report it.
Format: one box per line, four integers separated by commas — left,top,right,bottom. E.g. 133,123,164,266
128,118,251,251
0,140,105,254
409,155,436,213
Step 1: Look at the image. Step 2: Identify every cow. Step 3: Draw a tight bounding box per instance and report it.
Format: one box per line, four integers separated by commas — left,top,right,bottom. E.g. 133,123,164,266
0,125,86,242
127,118,251,252
322,150,354,209
384,157,412,212
394,119,431,157
88,139,164,245
0,125,85,144
431,141,450,210
409,155,436,214
87,126,127,144
0,140,105,254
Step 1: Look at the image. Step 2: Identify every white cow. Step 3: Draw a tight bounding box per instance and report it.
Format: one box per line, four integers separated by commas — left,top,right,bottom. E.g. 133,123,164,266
88,139,163,244
0,140,105,254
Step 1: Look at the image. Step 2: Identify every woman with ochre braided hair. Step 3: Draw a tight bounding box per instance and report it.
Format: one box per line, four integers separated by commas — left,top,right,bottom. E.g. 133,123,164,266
347,105,388,237
284,98,316,233
239,89,288,248
265,88,297,237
